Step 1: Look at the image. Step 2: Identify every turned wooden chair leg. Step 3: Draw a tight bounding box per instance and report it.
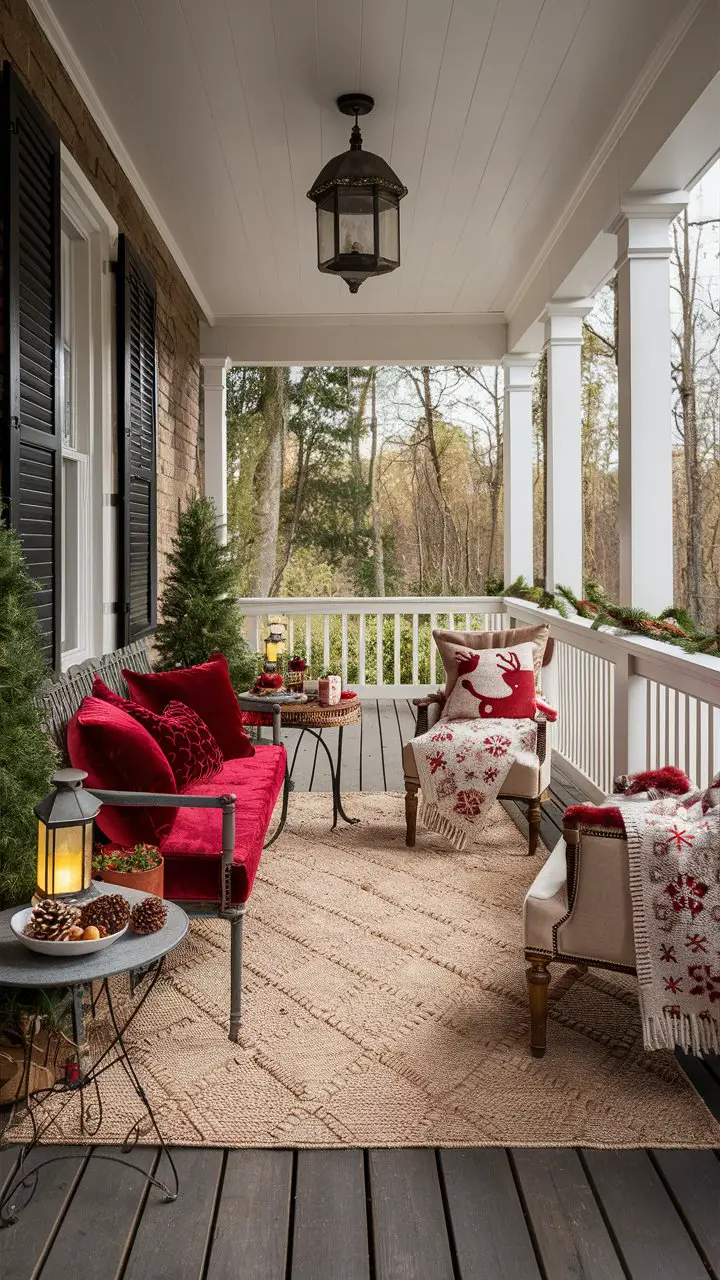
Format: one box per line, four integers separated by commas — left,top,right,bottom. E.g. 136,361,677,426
405,782,419,847
527,796,542,855
526,954,551,1057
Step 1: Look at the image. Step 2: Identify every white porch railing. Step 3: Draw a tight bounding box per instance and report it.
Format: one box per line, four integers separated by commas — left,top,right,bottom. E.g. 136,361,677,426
239,597,508,696
238,594,720,803
505,598,720,801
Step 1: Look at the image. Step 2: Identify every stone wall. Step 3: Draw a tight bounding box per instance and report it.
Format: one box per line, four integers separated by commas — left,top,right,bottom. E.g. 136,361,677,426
0,0,203,587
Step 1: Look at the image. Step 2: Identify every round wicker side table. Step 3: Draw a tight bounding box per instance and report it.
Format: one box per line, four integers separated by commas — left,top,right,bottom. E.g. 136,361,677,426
238,693,363,842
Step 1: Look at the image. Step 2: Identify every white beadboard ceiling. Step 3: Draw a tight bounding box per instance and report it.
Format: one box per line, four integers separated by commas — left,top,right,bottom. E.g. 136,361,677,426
43,0,684,322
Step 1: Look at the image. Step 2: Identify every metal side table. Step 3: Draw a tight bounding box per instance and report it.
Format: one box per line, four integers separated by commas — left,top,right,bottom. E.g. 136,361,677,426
0,884,188,1227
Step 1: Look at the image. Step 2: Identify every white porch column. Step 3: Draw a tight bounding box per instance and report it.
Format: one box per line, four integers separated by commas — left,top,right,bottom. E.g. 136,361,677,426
502,356,537,585
200,356,231,544
611,196,687,611
543,301,591,596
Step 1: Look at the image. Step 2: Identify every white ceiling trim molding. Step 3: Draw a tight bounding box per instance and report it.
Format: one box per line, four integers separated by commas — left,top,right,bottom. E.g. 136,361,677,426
26,0,214,323
503,0,706,324
200,316,507,366
208,312,506,329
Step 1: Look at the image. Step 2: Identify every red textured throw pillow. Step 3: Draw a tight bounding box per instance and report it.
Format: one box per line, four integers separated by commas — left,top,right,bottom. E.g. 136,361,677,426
122,653,254,761
92,678,223,790
443,643,537,720
67,696,177,847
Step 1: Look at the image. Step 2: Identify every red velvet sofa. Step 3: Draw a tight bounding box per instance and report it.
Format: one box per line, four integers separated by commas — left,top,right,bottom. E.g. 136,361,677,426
42,645,286,1042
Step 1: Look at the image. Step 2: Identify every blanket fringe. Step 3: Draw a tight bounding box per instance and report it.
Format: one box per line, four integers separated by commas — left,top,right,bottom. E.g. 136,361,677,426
419,801,469,852
642,1011,720,1056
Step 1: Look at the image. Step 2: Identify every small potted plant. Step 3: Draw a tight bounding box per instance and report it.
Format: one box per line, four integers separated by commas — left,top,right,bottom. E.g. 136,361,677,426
92,842,164,898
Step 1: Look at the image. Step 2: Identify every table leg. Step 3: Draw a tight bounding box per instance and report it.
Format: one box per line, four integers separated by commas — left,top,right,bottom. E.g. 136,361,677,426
0,962,178,1228
334,726,359,825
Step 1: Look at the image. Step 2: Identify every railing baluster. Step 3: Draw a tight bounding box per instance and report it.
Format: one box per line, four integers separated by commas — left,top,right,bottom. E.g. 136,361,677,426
288,617,294,658
377,614,383,687
412,613,419,687
394,613,401,686
359,613,366,688
323,615,330,671
430,613,437,686
305,615,312,668
341,613,348,686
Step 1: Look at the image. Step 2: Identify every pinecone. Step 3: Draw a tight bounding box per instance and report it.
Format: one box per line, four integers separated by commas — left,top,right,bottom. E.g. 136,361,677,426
25,900,81,941
130,896,168,935
80,893,131,937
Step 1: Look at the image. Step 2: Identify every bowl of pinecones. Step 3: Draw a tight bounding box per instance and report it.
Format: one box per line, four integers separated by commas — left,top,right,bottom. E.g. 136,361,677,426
11,893,133,957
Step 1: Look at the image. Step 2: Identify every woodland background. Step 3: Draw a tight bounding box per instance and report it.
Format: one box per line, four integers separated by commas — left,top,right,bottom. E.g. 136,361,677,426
227,163,720,628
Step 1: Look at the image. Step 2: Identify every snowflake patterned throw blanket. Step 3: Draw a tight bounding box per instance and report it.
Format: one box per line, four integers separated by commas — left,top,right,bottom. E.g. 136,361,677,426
568,769,720,1055
413,716,539,850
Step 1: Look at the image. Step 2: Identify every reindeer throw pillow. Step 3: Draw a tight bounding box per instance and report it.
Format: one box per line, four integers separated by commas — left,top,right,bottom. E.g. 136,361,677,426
442,643,537,721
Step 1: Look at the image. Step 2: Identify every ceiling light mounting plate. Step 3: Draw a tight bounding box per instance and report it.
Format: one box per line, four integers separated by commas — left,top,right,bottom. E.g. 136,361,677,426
337,93,374,118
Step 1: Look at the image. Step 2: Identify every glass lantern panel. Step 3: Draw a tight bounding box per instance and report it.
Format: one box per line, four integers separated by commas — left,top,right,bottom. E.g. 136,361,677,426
337,187,375,256
378,194,400,264
317,196,335,266
37,819,90,896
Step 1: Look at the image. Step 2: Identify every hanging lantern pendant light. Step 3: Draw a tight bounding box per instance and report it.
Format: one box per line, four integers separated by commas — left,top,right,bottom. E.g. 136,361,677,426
307,94,407,294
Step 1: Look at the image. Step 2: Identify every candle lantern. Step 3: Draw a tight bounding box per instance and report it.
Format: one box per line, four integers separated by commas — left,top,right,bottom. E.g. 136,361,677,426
307,94,407,294
263,622,285,672
34,769,101,904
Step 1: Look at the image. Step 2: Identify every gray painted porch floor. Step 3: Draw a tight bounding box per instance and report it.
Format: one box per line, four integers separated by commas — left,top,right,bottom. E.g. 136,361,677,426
2,699,718,1280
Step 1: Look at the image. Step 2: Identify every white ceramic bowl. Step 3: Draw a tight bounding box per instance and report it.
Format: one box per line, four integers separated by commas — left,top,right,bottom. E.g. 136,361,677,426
10,907,128,957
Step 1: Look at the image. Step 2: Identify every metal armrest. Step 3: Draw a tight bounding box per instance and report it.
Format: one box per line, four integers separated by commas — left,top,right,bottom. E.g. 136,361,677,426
88,788,237,913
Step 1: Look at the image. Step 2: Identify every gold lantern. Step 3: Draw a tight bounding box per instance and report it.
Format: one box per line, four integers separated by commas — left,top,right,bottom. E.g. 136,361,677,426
34,769,102,904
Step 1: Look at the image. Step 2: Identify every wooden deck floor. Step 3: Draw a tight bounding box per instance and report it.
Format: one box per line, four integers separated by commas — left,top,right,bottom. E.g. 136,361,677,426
3,699,719,1280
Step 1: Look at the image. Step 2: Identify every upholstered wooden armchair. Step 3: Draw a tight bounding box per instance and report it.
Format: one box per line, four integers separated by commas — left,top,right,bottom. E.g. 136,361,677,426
403,625,554,856
523,820,636,1056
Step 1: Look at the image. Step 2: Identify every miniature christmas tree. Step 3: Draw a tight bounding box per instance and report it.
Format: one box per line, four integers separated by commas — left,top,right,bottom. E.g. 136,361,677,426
154,495,257,689
0,522,56,908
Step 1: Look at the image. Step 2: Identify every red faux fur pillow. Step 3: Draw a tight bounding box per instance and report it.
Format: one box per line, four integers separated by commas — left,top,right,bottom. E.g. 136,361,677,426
622,766,691,796
563,803,624,831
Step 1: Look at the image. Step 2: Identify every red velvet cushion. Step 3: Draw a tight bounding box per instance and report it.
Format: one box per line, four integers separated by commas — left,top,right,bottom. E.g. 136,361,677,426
160,744,286,904
67,696,178,847
123,653,254,762
92,677,223,790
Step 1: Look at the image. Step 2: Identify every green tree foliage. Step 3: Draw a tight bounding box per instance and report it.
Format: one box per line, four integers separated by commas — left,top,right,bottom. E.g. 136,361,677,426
0,522,56,907
154,495,257,689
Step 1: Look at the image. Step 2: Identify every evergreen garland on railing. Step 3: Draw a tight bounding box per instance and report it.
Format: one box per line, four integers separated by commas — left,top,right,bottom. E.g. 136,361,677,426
556,582,720,658
490,575,720,659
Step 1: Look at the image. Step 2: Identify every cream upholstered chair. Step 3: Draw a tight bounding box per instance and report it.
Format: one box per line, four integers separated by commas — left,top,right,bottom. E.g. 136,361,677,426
403,627,554,856
523,818,636,1056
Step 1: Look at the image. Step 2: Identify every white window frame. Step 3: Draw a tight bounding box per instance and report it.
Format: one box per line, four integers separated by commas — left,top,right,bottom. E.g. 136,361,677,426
60,148,118,668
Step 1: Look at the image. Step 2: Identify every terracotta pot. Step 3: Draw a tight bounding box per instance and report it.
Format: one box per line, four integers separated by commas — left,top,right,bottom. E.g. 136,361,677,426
96,860,164,898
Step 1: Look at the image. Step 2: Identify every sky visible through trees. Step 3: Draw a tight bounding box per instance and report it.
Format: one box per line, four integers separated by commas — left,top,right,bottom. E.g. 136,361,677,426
227,159,720,627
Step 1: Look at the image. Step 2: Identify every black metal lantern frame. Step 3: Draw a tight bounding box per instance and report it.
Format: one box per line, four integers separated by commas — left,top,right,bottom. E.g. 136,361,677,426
308,95,407,294
34,768,102,903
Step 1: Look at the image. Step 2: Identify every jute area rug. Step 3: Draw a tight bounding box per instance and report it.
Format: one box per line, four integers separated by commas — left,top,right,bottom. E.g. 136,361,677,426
23,793,720,1148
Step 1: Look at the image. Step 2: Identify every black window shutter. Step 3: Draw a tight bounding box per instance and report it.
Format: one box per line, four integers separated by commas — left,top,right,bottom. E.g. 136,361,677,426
116,234,157,644
1,62,62,670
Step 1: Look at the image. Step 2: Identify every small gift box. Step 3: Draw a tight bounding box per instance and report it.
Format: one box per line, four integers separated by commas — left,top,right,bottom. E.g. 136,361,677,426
318,674,341,706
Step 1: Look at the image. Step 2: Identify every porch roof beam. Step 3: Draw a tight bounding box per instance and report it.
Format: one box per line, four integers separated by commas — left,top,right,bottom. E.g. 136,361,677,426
199,316,507,367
